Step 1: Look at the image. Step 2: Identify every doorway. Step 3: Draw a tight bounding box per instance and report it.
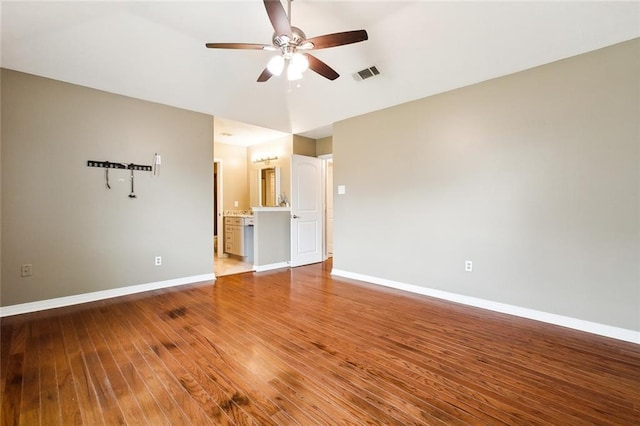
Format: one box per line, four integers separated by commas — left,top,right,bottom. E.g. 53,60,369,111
213,158,254,277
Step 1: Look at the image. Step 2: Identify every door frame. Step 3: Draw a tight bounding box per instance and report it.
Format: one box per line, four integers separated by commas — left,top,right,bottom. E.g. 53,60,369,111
214,158,224,258
318,154,333,260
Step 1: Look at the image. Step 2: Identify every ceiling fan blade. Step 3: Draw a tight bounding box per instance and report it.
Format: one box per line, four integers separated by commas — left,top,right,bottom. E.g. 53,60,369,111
305,30,368,50
206,43,272,50
257,68,273,82
264,0,292,38
306,54,339,81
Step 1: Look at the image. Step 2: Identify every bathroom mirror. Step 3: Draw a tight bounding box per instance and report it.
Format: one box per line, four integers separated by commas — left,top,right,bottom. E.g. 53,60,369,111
258,167,280,207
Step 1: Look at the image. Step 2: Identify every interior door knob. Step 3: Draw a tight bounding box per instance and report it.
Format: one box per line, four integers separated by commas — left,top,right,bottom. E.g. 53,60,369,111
292,215,300,219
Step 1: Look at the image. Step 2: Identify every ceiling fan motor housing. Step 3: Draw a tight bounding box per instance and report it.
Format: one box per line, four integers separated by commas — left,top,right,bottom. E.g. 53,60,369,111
273,26,309,54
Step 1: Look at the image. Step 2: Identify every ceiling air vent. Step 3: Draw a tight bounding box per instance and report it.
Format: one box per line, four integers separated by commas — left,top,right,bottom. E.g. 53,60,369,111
353,66,380,81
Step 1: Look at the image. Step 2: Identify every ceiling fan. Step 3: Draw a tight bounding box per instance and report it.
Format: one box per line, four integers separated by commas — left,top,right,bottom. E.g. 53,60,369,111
205,0,368,82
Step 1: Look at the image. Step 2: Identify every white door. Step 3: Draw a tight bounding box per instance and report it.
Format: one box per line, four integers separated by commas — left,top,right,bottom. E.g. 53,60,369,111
291,154,323,267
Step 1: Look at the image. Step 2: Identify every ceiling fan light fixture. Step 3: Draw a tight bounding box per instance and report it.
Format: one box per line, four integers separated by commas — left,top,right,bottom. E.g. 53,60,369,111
267,55,285,76
287,64,303,81
290,53,309,73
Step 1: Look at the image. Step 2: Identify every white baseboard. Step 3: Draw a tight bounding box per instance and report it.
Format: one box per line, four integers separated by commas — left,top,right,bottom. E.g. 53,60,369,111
254,262,290,273
0,273,216,317
331,269,639,345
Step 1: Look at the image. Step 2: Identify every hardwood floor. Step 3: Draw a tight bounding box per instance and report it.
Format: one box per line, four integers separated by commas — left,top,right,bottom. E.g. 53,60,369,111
2,261,639,425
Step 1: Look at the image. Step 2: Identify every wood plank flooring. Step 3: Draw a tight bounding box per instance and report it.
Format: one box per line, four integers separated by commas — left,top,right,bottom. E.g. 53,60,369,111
2,260,639,425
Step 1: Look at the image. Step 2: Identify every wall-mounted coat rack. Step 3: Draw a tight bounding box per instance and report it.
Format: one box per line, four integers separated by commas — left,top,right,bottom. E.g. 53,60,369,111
87,161,152,172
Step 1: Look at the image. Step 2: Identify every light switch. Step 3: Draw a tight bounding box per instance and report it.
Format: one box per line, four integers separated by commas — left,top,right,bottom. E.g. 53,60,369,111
337,185,346,195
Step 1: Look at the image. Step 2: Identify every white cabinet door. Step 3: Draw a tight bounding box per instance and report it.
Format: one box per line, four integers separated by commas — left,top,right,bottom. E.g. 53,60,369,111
233,227,244,256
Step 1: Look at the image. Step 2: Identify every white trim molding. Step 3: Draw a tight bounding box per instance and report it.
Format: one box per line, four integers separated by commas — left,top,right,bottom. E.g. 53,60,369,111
0,273,216,317
331,269,640,345
254,262,290,273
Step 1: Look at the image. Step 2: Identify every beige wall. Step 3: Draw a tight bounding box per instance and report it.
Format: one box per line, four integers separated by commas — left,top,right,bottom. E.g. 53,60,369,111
213,142,250,210
292,135,316,156
1,69,214,306
333,39,639,331
316,136,332,157
254,210,291,266
248,136,292,207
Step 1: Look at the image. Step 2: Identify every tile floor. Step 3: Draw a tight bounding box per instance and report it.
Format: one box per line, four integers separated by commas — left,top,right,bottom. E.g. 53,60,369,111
214,255,253,277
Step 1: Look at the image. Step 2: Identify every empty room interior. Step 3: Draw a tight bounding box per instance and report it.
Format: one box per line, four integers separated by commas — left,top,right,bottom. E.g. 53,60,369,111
1,1,639,424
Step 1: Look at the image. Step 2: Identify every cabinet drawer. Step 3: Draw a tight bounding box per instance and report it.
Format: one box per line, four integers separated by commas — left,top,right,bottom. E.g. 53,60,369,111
225,217,242,225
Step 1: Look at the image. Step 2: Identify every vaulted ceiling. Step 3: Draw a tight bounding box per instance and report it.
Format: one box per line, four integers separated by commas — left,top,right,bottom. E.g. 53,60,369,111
2,1,639,143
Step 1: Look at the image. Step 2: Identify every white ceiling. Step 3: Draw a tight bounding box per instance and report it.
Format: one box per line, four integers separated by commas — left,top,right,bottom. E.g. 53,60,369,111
2,1,639,144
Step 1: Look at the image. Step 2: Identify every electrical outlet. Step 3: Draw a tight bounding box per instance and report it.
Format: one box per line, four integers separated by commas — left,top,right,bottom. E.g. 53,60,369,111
465,260,473,272
155,256,162,266
21,264,32,277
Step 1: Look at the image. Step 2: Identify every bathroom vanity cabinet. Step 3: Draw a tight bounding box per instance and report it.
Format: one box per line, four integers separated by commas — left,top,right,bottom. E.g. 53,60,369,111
224,216,254,258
